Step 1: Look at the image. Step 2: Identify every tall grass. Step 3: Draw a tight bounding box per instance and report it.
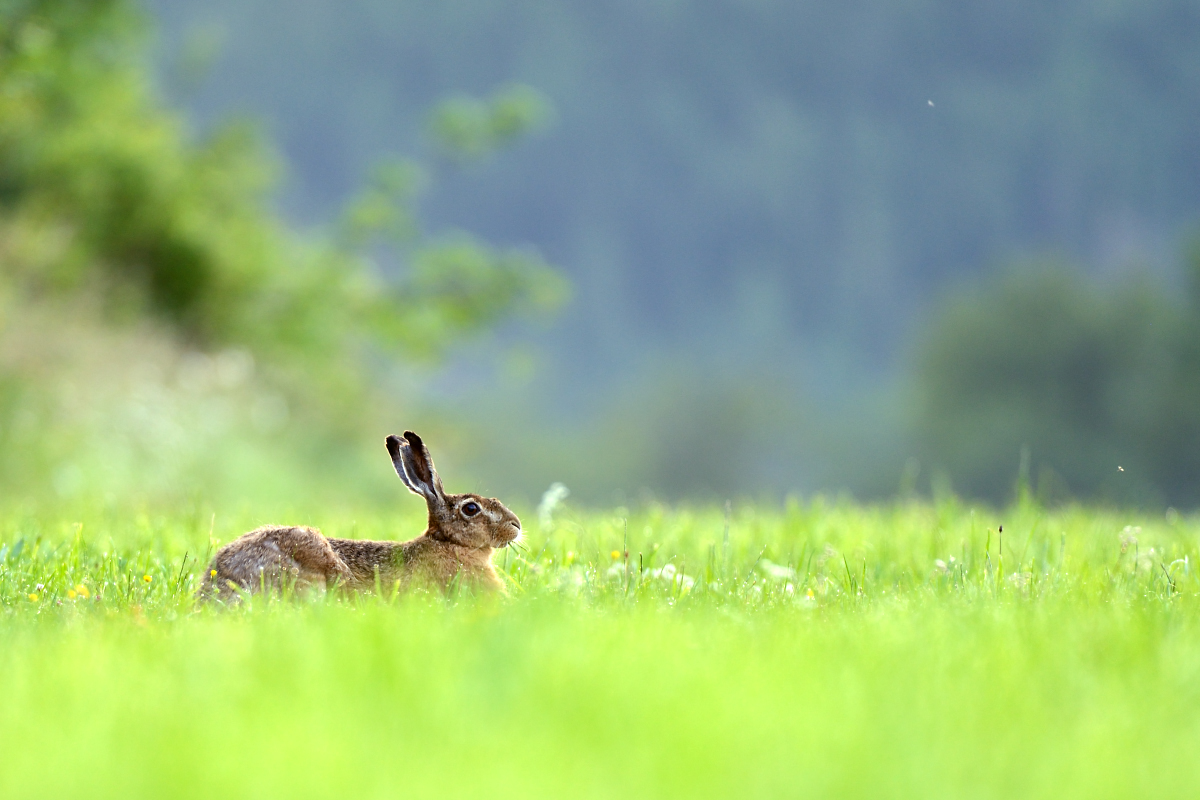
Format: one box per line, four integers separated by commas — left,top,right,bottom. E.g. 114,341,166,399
0,497,1196,798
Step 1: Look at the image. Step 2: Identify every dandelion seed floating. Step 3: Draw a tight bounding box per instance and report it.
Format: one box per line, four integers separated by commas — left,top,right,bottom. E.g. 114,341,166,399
928,100,934,107
1118,466,1124,472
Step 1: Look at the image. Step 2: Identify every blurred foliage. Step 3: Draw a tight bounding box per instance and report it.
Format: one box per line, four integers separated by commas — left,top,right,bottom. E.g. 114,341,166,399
912,253,1200,507
0,0,562,355
0,0,565,502
428,84,553,163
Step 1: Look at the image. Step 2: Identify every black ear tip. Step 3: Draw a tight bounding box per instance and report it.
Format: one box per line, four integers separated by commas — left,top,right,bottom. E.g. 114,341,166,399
385,434,403,457
403,430,424,449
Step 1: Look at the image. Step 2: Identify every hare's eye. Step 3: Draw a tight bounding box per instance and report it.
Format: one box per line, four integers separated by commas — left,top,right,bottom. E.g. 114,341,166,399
462,501,481,517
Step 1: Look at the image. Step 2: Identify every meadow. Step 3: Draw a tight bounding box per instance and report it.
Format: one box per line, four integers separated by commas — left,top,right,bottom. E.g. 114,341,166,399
1,495,1198,798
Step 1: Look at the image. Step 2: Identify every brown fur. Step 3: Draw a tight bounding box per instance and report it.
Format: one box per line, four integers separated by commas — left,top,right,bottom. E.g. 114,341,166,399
198,431,521,603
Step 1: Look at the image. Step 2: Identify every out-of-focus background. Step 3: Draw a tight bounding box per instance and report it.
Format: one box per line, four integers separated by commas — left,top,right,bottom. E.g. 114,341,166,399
3,0,1200,507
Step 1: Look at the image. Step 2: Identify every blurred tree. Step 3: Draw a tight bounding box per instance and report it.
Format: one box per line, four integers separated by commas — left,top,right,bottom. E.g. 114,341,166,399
912,257,1200,506
0,0,565,501
0,0,563,360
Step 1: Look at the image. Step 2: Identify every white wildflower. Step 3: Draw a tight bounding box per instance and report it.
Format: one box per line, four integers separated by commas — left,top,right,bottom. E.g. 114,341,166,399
758,559,796,582
538,482,570,529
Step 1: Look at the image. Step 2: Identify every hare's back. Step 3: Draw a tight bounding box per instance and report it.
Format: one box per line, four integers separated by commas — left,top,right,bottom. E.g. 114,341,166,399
326,538,404,586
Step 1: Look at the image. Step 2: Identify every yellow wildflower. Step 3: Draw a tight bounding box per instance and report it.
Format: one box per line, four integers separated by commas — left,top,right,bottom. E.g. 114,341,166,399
27,593,37,602
75,584,89,598
210,569,217,578
67,590,77,599
143,574,152,583
610,550,621,560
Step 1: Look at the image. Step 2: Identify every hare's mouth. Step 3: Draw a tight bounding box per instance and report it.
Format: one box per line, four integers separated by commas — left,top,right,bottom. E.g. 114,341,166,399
500,523,523,547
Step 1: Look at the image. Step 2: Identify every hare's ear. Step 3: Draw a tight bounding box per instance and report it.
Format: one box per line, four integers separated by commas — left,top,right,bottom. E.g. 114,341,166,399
386,435,421,495
385,432,445,506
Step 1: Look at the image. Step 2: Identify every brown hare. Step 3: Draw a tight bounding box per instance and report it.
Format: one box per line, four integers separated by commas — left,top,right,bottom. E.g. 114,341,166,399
199,431,521,602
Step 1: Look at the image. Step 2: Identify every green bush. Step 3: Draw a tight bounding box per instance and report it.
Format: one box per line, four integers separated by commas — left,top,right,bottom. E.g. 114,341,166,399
912,257,1200,506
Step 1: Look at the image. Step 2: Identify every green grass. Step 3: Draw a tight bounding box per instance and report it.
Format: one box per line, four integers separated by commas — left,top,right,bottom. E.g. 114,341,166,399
1,497,1198,798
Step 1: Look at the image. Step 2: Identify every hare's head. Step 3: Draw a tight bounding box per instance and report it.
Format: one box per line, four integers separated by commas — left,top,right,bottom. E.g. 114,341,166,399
386,431,522,550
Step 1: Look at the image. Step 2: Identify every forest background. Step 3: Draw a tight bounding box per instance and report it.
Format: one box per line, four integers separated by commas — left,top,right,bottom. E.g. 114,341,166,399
4,0,1200,508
